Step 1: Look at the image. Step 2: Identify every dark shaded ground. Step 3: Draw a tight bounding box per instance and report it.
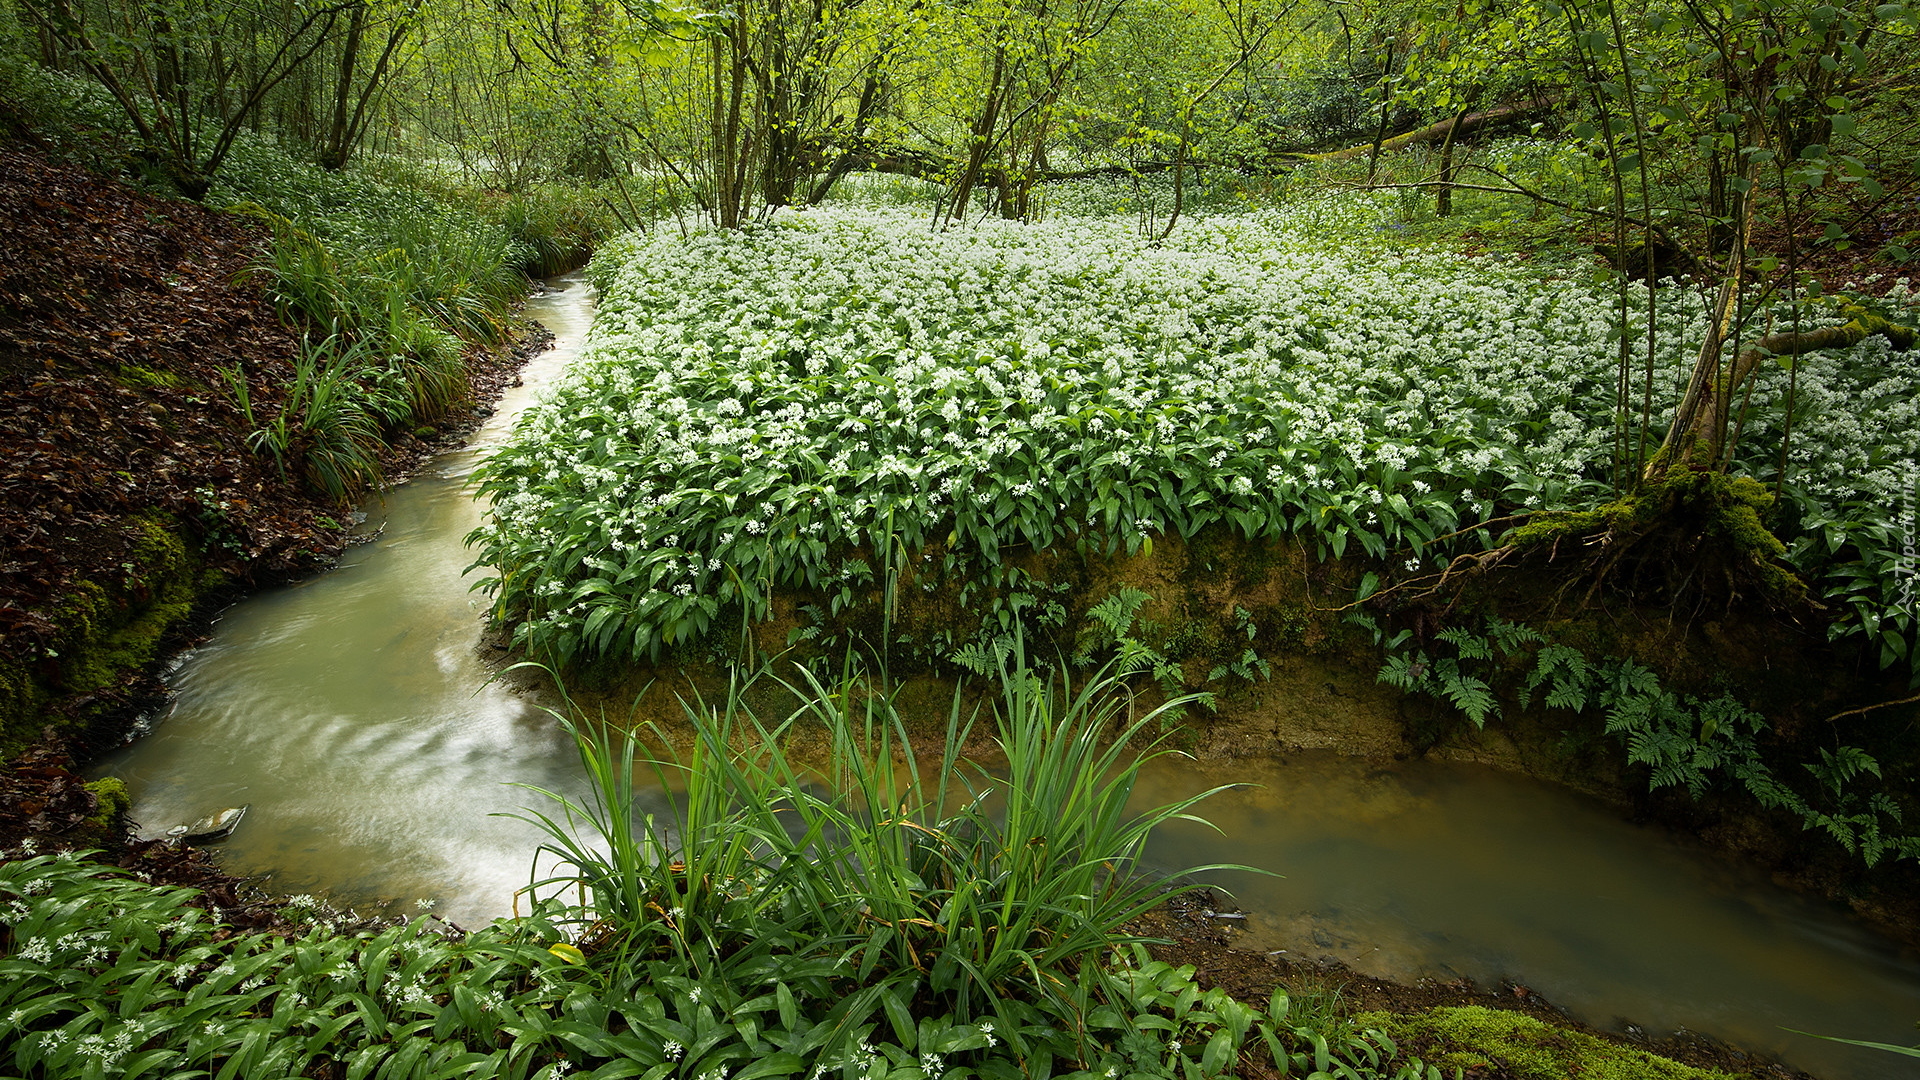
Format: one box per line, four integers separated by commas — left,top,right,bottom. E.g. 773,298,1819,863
1745,192,1920,299
0,144,331,630
0,143,550,933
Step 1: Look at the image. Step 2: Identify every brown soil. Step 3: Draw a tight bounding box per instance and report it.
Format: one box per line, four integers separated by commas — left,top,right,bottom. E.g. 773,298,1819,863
0,144,334,618
0,141,546,749
1745,196,1920,299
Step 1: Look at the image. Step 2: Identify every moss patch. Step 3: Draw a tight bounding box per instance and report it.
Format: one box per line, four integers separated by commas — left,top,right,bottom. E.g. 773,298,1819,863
0,515,203,757
1502,467,1803,605
57,519,194,694
1354,1006,1744,1080
82,776,131,828
114,363,183,390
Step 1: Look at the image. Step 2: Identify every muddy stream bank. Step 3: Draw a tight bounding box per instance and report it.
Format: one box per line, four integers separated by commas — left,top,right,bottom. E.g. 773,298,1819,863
94,275,1920,1080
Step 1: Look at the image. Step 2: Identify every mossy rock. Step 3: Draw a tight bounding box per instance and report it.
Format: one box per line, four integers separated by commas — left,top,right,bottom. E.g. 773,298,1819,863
1354,1006,1744,1080
82,776,131,828
53,519,195,696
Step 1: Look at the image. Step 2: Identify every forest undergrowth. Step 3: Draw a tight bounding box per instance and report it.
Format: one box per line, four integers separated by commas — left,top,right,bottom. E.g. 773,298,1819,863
0,64,614,759
5,0,1920,1069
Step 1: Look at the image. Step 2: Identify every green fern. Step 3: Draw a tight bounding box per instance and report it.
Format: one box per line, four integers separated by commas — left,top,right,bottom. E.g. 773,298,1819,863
1210,646,1272,683
1378,651,1432,693
1524,645,1593,711
1372,615,1920,867
1436,658,1498,727
1600,658,1663,701
951,637,1011,675
1435,626,1494,660
1807,746,1883,802
1487,618,1546,655
1733,760,1806,814
1089,588,1151,639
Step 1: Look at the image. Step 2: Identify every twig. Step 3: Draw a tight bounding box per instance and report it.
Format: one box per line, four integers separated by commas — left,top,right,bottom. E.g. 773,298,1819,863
1313,545,1516,613
1824,691,1920,725
1423,512,1535,548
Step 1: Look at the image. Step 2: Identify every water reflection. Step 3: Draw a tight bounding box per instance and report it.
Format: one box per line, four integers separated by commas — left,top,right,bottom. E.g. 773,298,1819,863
94,276,601,928
1136,754,1920,1080
91,273,1920,1080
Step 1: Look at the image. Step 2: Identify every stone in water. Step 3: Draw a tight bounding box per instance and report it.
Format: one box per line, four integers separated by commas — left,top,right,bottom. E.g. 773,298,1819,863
180,805,248,843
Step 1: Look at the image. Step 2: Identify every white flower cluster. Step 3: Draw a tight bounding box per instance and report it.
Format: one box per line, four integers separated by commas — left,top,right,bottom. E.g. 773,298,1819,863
471,207,1919,664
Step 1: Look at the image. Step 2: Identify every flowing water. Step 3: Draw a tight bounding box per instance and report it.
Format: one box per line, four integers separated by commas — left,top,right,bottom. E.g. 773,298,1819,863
95,275,608,924
96,275,1920,1080
1136,761,1920,1080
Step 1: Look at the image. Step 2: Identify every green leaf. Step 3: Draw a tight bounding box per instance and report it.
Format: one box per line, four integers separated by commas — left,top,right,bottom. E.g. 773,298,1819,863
880,988,916,1050
734,1052,807,1079
775,983,798,1033
1201,1030,1236,1076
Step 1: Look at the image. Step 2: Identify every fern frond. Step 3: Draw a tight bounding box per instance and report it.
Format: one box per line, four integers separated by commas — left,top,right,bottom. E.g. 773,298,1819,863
1378,652,1431,692
1487,618,1545,654
1088,588,1152,642
1439,664,1497,727
1436,626,1493,660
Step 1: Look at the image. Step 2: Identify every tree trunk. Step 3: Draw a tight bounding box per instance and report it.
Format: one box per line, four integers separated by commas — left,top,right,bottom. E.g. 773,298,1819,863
1365,41,1394,183
316,2,368,170
946,45,1008,222
1660,310,1916,474
1435,102,1472,217
806,70,886,204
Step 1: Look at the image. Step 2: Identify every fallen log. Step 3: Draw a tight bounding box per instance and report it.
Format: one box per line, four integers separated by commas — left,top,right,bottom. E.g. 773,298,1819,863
1293,96,1557,163
810,133,1187,189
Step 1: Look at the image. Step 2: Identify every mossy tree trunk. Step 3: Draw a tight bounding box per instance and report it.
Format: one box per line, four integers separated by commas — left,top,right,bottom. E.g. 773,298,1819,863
1654,301,1917,476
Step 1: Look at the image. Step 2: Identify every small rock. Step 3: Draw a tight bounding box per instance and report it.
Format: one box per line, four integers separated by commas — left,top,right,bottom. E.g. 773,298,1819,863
180,805,247,843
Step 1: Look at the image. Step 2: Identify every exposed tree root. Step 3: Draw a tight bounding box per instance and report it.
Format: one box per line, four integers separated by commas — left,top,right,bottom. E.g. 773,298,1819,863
1488,469,1811,626
1823,690,1920,726
1347,468,1810,629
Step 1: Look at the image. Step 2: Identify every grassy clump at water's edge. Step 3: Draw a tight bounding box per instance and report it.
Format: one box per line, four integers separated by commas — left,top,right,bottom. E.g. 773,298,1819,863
2,655,1498,1080
206,138,617,501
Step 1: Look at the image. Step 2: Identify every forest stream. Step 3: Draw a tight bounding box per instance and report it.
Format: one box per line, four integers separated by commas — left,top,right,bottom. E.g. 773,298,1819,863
91,275,1920,1080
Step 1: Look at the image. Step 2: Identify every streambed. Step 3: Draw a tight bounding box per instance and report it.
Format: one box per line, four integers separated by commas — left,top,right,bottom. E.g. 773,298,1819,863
95,275,1920,1080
